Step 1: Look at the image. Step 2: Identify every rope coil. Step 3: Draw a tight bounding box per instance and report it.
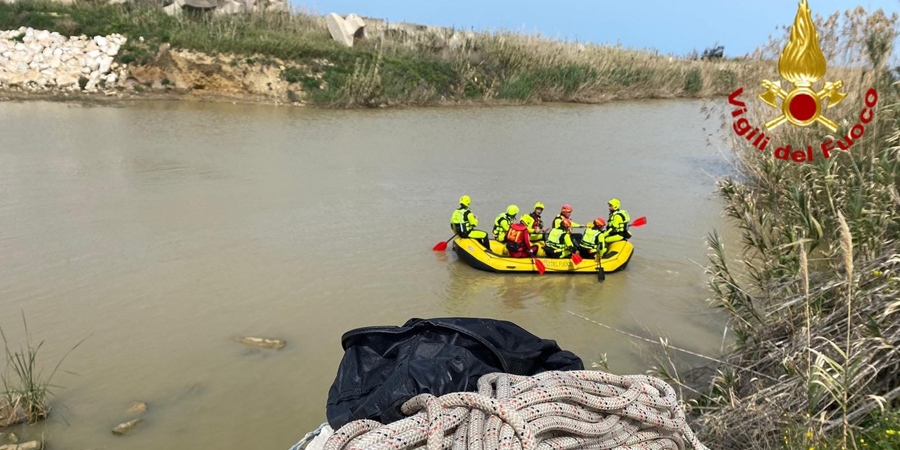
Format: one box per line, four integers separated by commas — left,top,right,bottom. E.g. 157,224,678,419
324,371,708,450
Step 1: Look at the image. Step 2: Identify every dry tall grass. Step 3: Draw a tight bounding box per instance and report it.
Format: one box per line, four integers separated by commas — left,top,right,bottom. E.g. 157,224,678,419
368,25,764,105
692,5,900,449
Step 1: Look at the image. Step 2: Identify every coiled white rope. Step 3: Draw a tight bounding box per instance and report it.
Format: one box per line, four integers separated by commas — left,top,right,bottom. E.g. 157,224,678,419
322,371,707,450
290,422,331,450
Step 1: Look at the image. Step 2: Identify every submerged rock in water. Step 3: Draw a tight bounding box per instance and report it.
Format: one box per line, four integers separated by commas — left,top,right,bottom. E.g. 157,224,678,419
236,336,286,349
0,441,41,450
112,418,143,436
5,433,16,444
127,402,148,415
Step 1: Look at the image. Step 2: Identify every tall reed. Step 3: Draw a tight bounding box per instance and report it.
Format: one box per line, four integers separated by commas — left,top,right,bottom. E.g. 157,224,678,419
838,211,854,448
695,5,900,449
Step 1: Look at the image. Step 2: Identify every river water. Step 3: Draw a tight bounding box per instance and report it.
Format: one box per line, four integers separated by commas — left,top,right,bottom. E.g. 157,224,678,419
0,99,734,449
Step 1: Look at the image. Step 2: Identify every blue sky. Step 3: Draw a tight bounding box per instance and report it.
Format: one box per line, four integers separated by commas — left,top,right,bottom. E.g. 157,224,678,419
300,0,900,56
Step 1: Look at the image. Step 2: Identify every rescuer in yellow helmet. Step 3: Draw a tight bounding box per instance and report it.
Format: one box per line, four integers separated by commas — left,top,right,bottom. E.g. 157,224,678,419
492,205,519,243
520,202,546,243
601,198,631,245
450,195,490,248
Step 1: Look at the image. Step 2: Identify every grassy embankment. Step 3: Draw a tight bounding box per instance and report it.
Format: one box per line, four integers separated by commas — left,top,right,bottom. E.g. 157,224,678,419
669,6,900,450
0,0,756,106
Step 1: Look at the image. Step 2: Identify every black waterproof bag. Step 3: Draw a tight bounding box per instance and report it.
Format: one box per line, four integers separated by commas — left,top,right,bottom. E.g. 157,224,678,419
326,317,584,429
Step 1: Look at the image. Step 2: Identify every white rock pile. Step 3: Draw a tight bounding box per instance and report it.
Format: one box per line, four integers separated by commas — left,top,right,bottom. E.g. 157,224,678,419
0,27,128,92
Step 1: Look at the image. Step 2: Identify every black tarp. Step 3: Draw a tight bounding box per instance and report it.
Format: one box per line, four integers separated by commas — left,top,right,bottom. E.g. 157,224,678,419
326,317,584,429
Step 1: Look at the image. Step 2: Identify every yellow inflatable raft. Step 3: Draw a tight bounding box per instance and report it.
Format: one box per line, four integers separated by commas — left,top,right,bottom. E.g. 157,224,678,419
452,237,633,275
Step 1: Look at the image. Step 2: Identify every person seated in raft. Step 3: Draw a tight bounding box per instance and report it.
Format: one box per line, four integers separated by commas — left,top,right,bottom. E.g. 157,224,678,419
545,218,576,259
600,198,632,245
520,202,547,243
552,204,587,231
578,218,608,259
505,222,538,258
450,195,490,248
492,205,519,244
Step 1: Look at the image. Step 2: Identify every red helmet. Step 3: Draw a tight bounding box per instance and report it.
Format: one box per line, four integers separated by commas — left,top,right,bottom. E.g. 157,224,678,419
562,218,572,229
561,205,573,213
594,218,606,228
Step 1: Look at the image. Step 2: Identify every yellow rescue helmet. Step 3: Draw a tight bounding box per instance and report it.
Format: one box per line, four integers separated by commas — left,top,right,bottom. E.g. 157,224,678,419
460,195,471,207
608,198,621,210
534,202,545,210
506,205,519,216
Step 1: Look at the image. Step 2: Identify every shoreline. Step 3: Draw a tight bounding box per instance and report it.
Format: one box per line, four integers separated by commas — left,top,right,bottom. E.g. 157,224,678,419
0,87,724,109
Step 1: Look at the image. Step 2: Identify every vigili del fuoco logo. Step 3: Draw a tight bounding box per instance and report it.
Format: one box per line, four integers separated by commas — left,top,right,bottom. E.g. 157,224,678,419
728,0,878,163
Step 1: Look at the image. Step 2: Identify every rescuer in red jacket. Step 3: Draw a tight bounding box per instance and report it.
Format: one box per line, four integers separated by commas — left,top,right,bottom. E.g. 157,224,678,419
505,222,537,258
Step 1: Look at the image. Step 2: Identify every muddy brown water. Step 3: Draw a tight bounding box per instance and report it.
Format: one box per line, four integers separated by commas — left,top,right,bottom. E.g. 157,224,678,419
0,99,736,449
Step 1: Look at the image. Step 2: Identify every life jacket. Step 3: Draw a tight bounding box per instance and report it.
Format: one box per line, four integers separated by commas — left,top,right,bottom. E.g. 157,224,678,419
493,213,514,241
552,214,566,229
607,209,631,234
450,207,474,236
523,212,543,231
505,223,529,252
546,228,569,250
579,226,603,249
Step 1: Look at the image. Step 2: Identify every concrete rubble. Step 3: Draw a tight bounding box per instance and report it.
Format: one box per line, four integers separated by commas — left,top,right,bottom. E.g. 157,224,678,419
323,13,476,50
325,13,359,47
163,0,290,16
